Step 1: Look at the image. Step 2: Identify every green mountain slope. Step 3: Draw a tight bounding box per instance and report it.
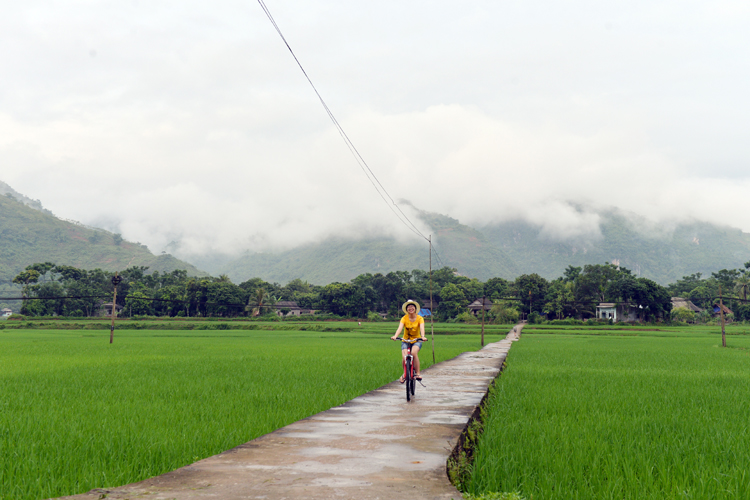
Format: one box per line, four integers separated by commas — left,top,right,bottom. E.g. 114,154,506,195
218,210,750,286
0,192,208,283
480,212,750,284
219,212,519,284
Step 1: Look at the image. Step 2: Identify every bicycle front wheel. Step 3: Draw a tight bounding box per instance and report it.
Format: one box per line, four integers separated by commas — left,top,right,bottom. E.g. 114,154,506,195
405,357,412,402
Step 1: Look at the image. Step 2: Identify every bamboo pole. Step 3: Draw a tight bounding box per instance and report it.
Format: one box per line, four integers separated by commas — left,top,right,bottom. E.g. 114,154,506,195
719,285,727,348
110,272,119,344
429,235,435,364
480,295,486,347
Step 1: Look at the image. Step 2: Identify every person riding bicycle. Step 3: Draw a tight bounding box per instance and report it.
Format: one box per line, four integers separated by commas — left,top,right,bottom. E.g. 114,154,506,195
391,300,427,383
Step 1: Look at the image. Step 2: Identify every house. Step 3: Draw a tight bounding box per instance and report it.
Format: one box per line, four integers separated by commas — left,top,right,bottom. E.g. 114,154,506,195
595,302,644,322
275,301,302,317
596,303,617,320
98,303,123,317
671,297,702,313
1,308,12,319
712,303,733,317
467,298,493,316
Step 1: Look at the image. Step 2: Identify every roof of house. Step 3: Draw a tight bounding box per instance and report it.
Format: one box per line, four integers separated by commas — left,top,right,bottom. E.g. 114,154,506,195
712,304,733,315
467,298,493,309
597,303,616,308
276,301,300,309
671,297,703,313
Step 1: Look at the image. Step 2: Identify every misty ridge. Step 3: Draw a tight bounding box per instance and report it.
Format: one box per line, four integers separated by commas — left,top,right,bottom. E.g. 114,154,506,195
3,178,748,287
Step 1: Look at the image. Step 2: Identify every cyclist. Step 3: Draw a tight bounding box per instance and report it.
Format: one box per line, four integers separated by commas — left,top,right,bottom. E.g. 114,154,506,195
391,299,427,382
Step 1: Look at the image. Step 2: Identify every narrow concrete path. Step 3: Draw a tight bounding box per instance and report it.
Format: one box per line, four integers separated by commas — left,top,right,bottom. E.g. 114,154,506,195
59,327,521,500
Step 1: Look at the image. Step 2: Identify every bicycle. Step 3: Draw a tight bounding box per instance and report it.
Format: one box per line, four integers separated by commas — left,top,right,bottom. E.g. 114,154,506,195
393,337,428,402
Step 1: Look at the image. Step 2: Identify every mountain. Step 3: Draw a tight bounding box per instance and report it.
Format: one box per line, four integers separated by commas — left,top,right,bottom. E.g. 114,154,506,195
215,210,750,286
0,186,208,284
480,211,750,284
219,212,519,284
4,177,749,287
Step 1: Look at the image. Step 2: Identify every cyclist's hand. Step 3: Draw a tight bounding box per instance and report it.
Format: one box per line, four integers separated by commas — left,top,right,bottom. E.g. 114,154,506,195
421,337,427,341
391,335,398,340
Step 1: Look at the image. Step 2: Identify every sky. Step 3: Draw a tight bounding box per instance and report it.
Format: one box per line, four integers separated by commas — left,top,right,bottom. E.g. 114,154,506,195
2,0,750,258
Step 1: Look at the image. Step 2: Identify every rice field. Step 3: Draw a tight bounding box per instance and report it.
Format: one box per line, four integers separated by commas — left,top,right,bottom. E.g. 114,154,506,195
467,325,750,500
0,321,501,500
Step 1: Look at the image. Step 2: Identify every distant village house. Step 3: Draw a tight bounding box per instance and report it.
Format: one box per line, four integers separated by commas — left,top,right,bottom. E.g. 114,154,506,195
671,297,703,313
595,302,644,322
275,301,316,317
98,303,123,317
467,298,493,316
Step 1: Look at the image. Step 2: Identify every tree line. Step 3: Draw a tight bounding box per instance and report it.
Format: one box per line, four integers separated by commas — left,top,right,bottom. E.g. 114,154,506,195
10,261,750,322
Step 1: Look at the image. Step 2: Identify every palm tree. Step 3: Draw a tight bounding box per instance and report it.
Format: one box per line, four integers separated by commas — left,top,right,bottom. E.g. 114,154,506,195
734,275,750,302
246,289,278,317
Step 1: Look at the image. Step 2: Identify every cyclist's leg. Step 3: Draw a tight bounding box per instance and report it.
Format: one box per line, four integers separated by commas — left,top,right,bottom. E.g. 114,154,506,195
412,344,421,377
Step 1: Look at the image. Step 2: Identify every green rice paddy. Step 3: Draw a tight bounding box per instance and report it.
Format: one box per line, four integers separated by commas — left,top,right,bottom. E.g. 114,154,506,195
468,325,750,500
0,321,502,500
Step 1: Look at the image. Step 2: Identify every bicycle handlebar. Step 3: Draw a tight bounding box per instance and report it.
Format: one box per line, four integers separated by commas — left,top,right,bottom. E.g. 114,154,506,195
392,337,428,342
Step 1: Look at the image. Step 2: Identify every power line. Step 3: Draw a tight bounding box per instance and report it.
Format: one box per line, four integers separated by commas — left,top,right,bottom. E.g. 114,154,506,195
256,0,430,243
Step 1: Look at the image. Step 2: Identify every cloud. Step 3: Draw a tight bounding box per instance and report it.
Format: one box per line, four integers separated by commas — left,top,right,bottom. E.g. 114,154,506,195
3,0,750,259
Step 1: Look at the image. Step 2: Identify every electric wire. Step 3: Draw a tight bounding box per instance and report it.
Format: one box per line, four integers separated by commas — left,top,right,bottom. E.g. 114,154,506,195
256,0,431,244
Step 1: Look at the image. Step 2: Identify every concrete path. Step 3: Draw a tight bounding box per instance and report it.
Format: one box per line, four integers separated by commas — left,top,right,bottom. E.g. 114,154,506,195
59,327,521,500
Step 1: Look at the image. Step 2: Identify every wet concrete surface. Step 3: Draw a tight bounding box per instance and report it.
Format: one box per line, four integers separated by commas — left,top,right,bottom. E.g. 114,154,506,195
57,327,521,500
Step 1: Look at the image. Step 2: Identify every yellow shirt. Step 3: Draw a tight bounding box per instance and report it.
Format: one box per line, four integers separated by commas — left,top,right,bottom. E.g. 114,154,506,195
400,314,424,341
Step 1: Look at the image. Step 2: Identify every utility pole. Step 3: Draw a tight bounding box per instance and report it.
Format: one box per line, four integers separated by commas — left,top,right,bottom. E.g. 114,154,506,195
480,295,486,347
529,290,532,322
429,235,435,363
110,272,122,344
719,285,727,348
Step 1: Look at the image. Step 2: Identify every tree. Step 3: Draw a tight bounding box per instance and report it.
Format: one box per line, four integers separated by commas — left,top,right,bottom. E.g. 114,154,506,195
711,269,741,295
247,288,277,317
113,233,123,245
513,274,549,315
206,281,245,317
459,278,484,303
490,300,520,324
484,277,510,300
671,308,696,323
563,265,582,282
440,283,467,320
632,278,672,321
734,275,750,302
318,282,365,317
125,290,153,316
544,280,575,319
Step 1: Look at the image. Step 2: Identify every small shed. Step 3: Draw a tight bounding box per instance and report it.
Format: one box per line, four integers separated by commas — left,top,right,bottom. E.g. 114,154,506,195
276,301,302,317
712,304,733,317
1,308,12,318
98,303,123,317
467,298,493,316
596,302,644,322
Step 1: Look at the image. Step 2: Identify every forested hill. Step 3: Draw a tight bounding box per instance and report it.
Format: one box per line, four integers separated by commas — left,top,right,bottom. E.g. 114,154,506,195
214,212,520,285
0,192,208,283
214,210,750,286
